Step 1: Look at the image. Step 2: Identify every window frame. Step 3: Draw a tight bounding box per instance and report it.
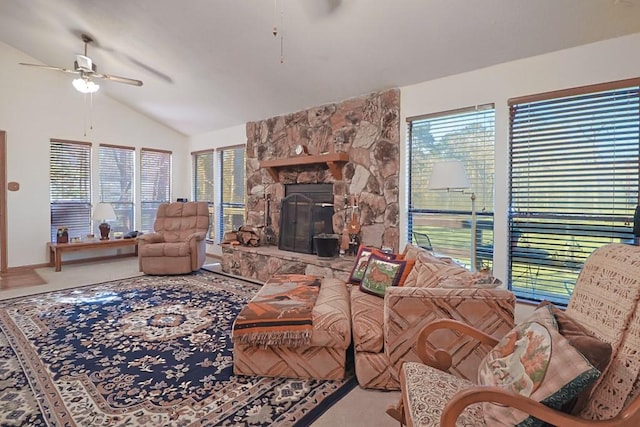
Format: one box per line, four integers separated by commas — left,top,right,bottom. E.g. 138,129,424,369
217,145,245,244
140,148,172,233
192,149,215,242
407,104,496,271
98,144,135,234
50,139,92,242
508,77,640,305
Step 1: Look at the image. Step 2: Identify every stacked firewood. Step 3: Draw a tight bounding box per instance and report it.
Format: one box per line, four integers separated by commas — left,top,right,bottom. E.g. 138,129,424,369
223,226,261,247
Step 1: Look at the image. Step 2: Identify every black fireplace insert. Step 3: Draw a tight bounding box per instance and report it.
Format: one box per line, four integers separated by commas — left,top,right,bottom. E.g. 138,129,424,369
278,184,334,254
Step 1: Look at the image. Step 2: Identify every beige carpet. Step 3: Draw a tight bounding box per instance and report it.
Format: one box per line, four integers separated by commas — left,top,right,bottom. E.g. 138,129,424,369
0,257,400,427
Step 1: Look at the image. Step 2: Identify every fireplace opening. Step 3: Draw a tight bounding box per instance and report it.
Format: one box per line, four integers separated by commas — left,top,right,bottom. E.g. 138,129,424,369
278,183,334,254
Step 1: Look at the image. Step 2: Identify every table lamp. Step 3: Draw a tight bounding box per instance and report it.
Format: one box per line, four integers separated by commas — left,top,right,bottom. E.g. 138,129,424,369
93,202,117,240
428,159,477,271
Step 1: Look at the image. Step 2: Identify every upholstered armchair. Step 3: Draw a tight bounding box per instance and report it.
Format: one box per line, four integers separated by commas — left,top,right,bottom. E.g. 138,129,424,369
137,201,210,275
389,243,640,426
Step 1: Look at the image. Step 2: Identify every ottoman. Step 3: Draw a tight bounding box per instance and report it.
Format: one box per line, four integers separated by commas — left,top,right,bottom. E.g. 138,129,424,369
233,276,351,380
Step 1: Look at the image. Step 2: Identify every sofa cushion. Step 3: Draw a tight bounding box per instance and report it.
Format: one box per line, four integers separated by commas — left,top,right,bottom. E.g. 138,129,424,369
359,254,408,298
350,287,384,353
401,361,485,426
478,306,601,427
348,246,395,284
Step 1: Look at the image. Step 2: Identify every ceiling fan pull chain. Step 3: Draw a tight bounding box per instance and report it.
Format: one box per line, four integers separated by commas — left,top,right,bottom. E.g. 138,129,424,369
280,0,284,63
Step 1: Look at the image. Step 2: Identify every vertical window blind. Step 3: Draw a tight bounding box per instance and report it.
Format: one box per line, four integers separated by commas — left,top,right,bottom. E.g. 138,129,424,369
192,150,215,241
50,139,92,241
509,78,640,305
140,148,172,232
218,146,245,243
407,105,495,270
99,144,134,234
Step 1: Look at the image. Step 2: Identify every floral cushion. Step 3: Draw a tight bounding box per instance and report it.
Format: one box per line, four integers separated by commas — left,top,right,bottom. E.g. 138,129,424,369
401,361,485,426
478,307,601,427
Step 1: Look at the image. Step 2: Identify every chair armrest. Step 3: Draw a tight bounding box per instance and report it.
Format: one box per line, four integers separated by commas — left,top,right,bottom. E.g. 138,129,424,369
416,319,499,371
384,287,515,381
185,231,207,243
137,233,164,244
442,386,640,427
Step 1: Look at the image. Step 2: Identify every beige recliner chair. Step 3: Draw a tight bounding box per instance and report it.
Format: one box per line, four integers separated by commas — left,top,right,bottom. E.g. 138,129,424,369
137,201,210,275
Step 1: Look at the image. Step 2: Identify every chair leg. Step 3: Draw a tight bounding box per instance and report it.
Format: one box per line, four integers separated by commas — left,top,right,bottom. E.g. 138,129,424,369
386,397,406,426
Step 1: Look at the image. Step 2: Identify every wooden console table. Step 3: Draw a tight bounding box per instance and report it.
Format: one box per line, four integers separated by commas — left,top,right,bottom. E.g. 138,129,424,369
48,239,138,272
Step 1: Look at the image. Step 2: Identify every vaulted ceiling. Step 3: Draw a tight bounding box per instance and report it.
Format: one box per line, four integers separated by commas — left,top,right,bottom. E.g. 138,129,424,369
2,0,639,136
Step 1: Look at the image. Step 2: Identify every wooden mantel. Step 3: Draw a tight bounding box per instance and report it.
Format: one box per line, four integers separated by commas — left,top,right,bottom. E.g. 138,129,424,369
259,152,349,181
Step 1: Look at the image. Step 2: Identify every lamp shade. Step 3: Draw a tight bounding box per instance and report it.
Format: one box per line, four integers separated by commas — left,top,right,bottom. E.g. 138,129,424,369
427,159,471,190
92,202,116,221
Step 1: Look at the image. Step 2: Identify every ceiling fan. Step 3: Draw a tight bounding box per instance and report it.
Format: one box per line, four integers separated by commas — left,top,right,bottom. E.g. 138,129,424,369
19,34,143,93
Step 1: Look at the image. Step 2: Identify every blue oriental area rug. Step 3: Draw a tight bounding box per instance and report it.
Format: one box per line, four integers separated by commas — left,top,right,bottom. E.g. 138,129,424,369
0,272,356,426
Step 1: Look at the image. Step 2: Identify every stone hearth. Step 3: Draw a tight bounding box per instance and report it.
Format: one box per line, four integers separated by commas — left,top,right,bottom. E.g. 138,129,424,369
221,245,354,283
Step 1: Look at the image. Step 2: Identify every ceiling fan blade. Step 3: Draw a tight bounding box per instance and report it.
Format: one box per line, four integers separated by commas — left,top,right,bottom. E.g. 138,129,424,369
19,63,79,75
94,72,143,87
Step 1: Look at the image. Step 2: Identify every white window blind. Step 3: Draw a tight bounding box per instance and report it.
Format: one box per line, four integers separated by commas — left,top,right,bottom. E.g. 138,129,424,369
509,78,640,305
140,148,171,232
192,150,215,241
407,105,495,270
218,146,245,243
50,139,92,241
99,144,134,234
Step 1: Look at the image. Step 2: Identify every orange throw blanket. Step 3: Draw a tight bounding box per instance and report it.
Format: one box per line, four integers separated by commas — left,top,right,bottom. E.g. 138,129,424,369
232,274,321,348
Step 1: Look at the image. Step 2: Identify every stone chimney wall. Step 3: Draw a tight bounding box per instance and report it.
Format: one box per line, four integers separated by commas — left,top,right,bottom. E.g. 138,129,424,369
244,88,401,251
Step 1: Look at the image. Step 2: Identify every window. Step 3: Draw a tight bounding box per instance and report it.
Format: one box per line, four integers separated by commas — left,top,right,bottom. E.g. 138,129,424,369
192,150,215,241
407,105,495,270
509,78,639,305
140,148,171,232
218,146,245,243
99,144,134,234
50,139,92,241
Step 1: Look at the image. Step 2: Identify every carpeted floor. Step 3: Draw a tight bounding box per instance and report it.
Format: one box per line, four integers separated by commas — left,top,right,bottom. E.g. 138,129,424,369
0,270,357,426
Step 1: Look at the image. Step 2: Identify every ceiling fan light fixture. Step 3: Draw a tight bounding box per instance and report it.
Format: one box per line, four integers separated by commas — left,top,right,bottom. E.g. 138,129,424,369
72,78,99,94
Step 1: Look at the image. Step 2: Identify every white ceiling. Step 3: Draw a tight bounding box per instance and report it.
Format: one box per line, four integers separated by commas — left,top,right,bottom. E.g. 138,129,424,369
1,0,640,136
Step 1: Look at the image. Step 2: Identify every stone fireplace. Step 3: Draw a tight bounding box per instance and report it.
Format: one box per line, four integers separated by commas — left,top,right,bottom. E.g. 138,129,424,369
243,88,401,254
221,88,401,281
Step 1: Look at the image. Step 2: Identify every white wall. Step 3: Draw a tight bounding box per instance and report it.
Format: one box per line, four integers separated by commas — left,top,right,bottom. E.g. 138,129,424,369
0,41,188,268
189,124,247,255
399,33,640,287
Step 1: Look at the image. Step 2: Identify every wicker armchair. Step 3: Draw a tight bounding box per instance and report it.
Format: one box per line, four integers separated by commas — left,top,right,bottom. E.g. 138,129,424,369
389,243,640,426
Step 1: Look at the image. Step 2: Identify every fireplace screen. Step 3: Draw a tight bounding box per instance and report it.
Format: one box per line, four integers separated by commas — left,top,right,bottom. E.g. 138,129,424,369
279,184,334,254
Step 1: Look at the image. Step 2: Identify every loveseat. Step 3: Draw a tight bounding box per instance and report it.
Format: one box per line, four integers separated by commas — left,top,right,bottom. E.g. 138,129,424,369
349,244,516,390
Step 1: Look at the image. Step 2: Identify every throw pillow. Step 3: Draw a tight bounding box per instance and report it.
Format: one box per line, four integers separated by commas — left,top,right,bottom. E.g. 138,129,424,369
347,246,394,284
478,307,601,427
359,253,407,298
537,301,612,414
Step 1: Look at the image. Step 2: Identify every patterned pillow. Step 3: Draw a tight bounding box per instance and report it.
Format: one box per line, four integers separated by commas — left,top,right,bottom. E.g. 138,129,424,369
347,246,394,284
401,251,455,288
359,253,407,298
478,307,601,427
